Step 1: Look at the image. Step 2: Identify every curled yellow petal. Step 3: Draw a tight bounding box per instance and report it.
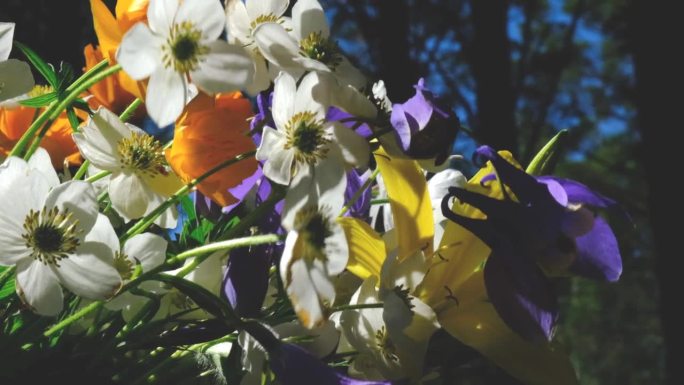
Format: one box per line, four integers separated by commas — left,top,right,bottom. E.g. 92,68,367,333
439,301,578,385
374,147,433,259
338,217,385,280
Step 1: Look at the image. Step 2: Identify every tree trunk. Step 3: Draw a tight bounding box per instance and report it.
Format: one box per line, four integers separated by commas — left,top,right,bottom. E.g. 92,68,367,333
629,1,682,384
470,0,518,154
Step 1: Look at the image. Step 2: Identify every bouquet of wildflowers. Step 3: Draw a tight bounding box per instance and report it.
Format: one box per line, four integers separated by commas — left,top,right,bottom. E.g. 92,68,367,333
0,1,624,384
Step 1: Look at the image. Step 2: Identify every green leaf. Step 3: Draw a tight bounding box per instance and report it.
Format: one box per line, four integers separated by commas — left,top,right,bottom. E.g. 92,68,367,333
14,41,58,88
0,274,15,301
526,129,568,176
18,91,58,108
150,273,238,323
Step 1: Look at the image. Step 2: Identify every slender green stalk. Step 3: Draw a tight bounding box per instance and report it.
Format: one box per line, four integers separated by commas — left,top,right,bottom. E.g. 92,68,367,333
339,167,381,216
371,198,390,205
0,266,16,287
43,301,104,337
65,59,109,93
85,170,111,183
122,150,256,241
9,64,122,159
330,302,384,313
71,160,91,181
169,234,281,264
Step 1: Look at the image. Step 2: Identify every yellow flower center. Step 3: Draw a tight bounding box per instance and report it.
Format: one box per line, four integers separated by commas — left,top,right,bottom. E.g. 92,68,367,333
22,207,81,266
299,32,341,69
294,205,333,264
114,251,134,280
117,132,166,175
375,326,400,363
250,13,281,31
162,21,209,73
284,111,329,165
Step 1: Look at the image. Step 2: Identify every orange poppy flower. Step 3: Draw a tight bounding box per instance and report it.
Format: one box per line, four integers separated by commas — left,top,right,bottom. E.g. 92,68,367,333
166,92,258,208
0,104,82,169
83,0,148,112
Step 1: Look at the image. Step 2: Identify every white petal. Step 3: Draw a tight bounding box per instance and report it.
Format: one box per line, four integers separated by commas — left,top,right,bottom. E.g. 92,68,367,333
272,71,296,130
175,0,225,40
334,57,366,90
313,145,346,212
281,244,326,329
253,22,301,70
330,122,370,167
184,251,225,294
226,0,251,43
145,189,179,229
146,68,187,127
123,233,168,272
116,23,162,80
331,83,377,119
52,242,121,300
0,22,14,61
245,54,271,95
324,221,348,275
16,260,64,316
147,0,178,34
247,0,289,20
0,160,35,264
282,165,314,230
294,71,329,119
0,59,35,102
86,213,120,251
258,129,294,185
292,0,329,40
428,169,465,224
191,41,254,94
28,147,59,188
109,172,153,221
43,181,99,238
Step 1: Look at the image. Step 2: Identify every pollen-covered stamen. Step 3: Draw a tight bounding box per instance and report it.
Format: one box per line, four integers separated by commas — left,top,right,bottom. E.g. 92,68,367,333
375,326,400,363
117,132,166,176
294,205,333,264
22,207,81,266
114,251,134,281
284,111,330,165
28,85,54,98
162,21,209,73
299,31,342,69
250,13,281,31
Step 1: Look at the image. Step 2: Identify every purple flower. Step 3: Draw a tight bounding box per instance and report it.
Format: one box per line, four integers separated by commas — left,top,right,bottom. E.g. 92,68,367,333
441,146,622,342
222,175,284,317
343,169,372,220
388,79,460,166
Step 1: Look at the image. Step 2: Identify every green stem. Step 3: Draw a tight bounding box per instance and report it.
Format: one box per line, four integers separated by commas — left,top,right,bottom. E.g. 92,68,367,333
85,169,111,183
339,167,380,216
9,64,122,159
0,266,16,287
169,234,281,264
122,150,256,241
71,160,91,181
118,97,142,122
65,59,109,93
43,301,104,337
330,302,384,313
370,198,390,205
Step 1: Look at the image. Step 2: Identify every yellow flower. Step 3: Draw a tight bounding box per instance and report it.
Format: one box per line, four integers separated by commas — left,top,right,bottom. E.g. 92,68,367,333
0,103,82,169
83,0,148,112
341,149,578,385
166,92,258,207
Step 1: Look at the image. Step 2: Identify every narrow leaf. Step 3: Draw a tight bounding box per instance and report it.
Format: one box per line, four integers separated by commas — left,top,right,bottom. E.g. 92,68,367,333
18,91,57,107
14,41,58,88
526,130,568,176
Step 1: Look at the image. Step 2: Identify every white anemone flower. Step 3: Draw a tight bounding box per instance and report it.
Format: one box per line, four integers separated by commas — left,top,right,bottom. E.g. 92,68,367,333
253,0,365,89
340,249,439,382
255,71,370,228
280,203,349,329
225,0,290,94
427,169,466,246
72,107,182,228
116,0,255,127
0,149,121,316
0,22,34,103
